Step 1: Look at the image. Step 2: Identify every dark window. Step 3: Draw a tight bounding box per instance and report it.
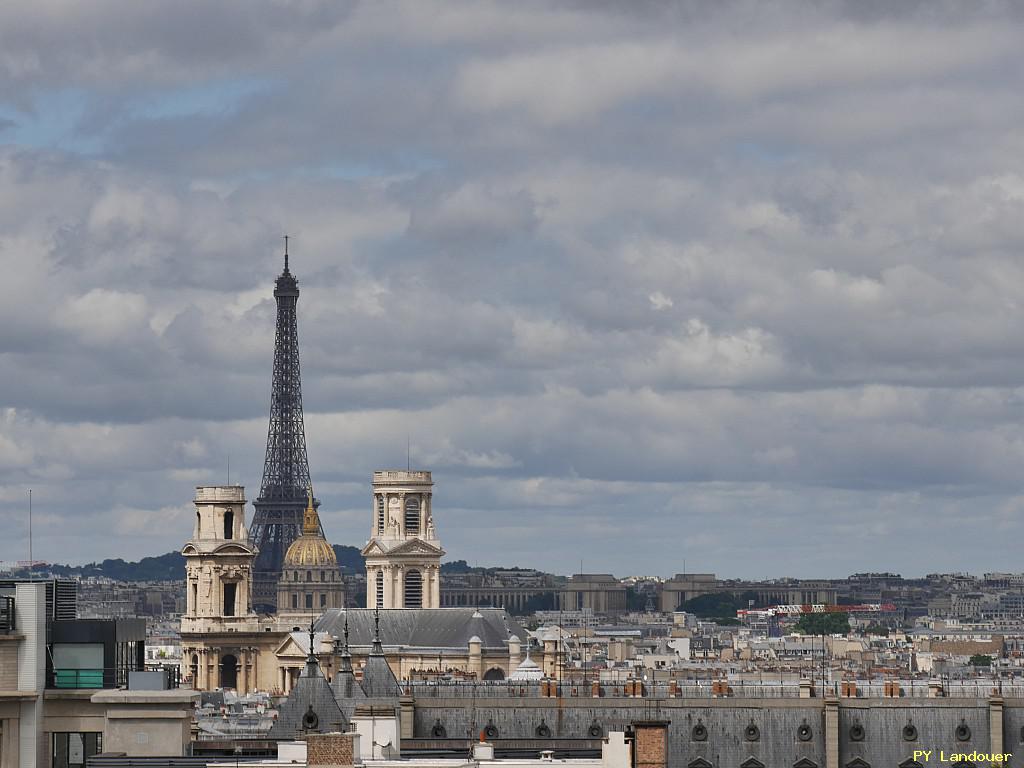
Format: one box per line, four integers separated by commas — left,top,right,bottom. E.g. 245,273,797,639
223,509,233,539
305,593,313,609
375,571,384,609
320,593,327,607
320,571,325,582
292,594,298,609
52,732,102,768
307,570,312,582
220,654,238,690
223,583,237,616
405,497,420,534
405,570,423,608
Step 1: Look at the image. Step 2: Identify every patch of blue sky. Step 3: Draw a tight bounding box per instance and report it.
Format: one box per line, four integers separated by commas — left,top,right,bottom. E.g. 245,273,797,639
0,77,275,155
310,151,445,181
732,139,805,166
0,88,105,154
125,76,275,121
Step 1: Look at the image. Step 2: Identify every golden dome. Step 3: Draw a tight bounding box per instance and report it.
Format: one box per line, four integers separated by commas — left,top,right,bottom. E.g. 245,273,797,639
284,490,338,567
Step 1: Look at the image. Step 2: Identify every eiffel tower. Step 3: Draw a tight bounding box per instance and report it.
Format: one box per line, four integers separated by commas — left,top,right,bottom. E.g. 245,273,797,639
250,240,324,612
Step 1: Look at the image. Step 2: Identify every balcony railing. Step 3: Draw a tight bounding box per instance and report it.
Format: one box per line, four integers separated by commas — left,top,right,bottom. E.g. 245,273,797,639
0,595,13,633
50,668,109,689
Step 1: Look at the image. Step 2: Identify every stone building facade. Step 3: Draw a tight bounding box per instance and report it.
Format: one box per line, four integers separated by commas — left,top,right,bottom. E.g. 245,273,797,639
180,480,525,694
362,470,444,609
276,491,345,616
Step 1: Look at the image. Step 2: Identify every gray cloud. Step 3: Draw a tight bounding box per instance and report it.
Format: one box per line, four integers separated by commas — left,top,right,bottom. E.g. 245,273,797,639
1,1,1024,577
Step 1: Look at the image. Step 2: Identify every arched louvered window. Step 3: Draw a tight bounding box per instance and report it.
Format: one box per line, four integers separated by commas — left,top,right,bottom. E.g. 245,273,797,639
405,496,420,534
223,509,233,539
405,569,423,608
377,496,385,534
375,570,384,608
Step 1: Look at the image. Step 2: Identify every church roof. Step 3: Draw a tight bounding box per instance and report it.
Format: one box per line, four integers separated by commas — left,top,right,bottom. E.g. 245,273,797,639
267,644,347,740
360,608,402,699
315,608,523,651
330,616,367,710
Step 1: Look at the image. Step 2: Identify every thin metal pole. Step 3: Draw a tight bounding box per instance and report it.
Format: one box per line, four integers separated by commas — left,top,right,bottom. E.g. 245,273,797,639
28,489,32,564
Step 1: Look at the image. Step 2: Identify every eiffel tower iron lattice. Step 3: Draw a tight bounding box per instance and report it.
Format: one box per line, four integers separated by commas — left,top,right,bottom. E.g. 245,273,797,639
250,244,324,612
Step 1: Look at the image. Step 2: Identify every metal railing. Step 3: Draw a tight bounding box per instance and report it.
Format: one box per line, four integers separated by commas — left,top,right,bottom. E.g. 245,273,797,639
50,668,110,689
0,595,13,633
407,678,1022,699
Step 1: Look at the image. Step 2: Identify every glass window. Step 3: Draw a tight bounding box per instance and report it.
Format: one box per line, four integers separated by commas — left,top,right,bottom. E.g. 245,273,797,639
320,593,327,607
305,593,313,609
52,732,102,768
292,594,298,609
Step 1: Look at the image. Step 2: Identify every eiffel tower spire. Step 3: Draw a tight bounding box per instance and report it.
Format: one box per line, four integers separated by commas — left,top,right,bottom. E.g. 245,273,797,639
250,244,323,612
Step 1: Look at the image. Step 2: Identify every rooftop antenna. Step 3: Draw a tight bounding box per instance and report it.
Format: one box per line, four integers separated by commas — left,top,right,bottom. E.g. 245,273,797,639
407,434,411,472
28,489,32,564
283,234,290,273
227,454,230,486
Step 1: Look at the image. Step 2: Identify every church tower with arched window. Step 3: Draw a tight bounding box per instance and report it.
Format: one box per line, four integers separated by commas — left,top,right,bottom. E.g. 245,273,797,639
361,470,444,608
182,485,257,630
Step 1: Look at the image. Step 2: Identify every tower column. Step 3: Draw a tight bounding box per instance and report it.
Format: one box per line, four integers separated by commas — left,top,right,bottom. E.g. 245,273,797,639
384,565,394,608
239,649,248,693
432,565,441,608
251,648,259,692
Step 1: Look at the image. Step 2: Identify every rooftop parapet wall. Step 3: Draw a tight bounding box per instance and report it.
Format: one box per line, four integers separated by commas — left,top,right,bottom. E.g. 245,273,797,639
409,695,1009,768
194,485,246,503
373,470,432,485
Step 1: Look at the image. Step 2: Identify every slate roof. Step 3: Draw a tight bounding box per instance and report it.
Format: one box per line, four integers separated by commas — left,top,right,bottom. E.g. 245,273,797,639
360,612,402,699
315,607,523,650
330,621,367,717
268,653,347,740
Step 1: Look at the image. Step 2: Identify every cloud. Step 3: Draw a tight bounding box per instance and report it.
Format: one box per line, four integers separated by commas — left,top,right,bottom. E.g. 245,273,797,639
1,1,1024,577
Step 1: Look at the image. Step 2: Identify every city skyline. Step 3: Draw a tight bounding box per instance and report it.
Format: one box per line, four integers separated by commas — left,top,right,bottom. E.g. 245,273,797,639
2,2,1024,577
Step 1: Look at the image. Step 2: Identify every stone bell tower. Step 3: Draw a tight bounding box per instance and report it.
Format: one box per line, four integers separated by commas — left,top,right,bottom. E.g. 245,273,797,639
181,485,257,632
361,470,444,608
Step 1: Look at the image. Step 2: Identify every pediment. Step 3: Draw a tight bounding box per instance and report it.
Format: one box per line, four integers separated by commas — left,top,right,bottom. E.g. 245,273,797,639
898,761,923,768
740,759,765,768
846,759,871,768
274,635,307,658
387,538,444,556
688,759,714,768
794,760,818,768
361,540,389,557
181,544,199,556
212,542,255,556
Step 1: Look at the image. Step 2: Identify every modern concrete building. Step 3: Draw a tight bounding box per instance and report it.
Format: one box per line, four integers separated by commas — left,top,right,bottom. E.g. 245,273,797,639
0,582,196,768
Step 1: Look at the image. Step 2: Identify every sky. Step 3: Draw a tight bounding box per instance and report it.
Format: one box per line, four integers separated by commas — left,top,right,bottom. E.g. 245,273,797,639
2,1,1024,579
